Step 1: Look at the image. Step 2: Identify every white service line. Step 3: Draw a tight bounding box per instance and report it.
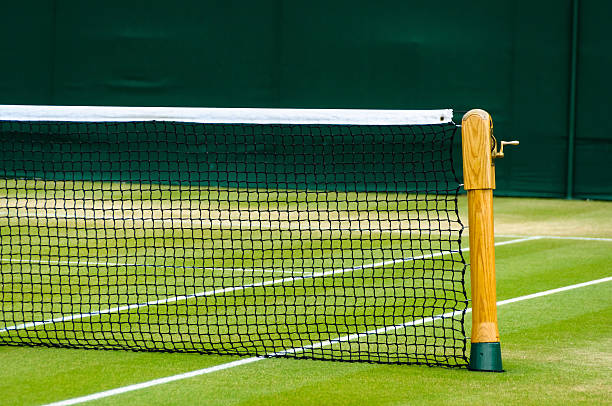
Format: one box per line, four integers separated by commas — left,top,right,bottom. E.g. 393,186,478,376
1,236,536,334
497,276,612,306
42,275,612,406
41,357,263,406
0,244,463,333
0,257,288,275
493,236,542,245
496,235,612,242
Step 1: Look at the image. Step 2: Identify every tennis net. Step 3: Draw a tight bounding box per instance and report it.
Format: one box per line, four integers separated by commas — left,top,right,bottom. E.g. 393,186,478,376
0,105,467,366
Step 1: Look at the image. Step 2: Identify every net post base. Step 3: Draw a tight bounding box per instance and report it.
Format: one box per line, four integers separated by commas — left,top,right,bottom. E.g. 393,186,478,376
469,342,503,372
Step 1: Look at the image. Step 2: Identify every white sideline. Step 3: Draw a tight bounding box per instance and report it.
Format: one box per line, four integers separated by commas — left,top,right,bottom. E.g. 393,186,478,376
496,234,612,242
0,257,296,276
1,236,537,334
0,241,470,334
3,234,604,282
42,275,612,406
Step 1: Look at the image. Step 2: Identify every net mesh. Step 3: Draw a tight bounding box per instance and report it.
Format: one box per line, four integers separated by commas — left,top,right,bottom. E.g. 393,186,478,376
0,114,467,366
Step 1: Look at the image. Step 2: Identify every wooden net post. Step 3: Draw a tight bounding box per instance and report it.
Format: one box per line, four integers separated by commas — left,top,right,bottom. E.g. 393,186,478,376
462,109,505,372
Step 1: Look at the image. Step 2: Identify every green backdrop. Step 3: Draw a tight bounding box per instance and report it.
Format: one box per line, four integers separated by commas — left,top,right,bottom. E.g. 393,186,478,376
0,1,609,199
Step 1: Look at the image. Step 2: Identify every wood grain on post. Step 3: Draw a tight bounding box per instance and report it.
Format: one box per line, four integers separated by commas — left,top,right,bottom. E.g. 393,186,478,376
462,109,500,344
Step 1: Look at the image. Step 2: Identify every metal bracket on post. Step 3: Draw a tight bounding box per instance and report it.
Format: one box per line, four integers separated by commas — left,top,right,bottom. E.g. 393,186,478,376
491,137,520,160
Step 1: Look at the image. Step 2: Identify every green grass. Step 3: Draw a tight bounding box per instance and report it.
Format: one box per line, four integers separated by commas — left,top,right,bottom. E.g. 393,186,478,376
0,195,611,405
493,196,612,238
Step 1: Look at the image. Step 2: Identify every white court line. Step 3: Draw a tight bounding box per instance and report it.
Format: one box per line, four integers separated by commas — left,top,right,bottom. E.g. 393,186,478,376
0,257,298,276
496,234,612,242
0,248,460,333
0,233,548,277
42,275,612,406
0,236,537,334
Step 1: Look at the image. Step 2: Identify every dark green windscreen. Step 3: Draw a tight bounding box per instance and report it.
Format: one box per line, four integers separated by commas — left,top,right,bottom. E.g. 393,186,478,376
0,1,608,199
573,1,612,200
